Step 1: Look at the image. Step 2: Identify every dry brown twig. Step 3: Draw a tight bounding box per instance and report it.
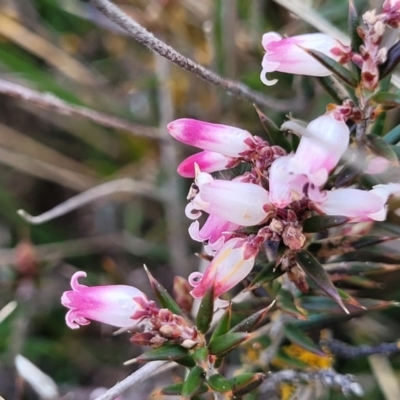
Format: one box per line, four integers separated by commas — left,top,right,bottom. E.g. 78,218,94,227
89,0,302,113
0,79,161,140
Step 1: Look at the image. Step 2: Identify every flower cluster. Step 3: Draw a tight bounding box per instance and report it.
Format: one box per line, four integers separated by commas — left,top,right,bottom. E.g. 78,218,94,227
168,108,400,301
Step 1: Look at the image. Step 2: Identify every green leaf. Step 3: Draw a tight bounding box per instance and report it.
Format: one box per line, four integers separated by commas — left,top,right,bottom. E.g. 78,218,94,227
295,250,348,313
364,134,398,165
283,323,326,356
196,284,214,334
159,382,208,396
334,162,361,187
207,373,232,393
229,302,275,333
304,48,358,87
210,303,232,342
307,235,397,258
370,91,400,109
298,296,398,315
348,0,363,54
316,76,351,104
229,373,266,397
192,348,208,365
131,344,188,363
254,105,291,152
379,41,400,80
370,110,386,136
302,215,349,233
249,261,283,288
144,265,182,315
182,366,206,398
208,332,249,357
324,261,400,276
159,382,185,395
175,355,196,368
276,288,307,320
384,124,400,144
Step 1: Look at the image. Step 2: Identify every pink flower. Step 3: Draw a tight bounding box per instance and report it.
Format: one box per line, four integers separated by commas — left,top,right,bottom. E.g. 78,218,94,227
316,183,400,222
177,150,239,178
61,271,157,329
189,238,257,299
188,214,240,254
186,171,272,226
269,155,310,208
167,118,254,157
261,32,350,86
281,114,350,186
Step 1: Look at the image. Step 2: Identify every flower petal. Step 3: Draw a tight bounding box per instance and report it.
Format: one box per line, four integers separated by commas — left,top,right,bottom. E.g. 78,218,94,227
167,119,254,157
177,151,238,177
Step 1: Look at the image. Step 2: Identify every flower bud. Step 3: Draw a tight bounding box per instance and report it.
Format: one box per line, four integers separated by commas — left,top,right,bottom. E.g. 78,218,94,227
167,118,254,157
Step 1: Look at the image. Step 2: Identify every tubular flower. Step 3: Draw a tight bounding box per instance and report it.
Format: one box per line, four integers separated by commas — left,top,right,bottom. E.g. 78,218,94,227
167,118,255,157
316,183,400,222
281,114,350,186
61,271,158,329
185,170,272,226
188,214,241,254
261,32,350,86
189,237,258,299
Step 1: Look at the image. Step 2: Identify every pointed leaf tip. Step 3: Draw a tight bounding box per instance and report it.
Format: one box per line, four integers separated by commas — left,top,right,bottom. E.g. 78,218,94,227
196,284,215,334
301,47,358,87
295,250,349,313
143,264,182,315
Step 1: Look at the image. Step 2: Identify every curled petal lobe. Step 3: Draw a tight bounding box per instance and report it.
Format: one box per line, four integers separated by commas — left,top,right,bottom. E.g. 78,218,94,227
188,215,240,254
189,238,257,299
261,32,348,85
167,119,254,157
177,150,238,178
61,271,157,329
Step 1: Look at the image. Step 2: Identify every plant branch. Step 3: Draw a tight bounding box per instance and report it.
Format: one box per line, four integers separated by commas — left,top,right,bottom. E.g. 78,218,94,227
94,361,175,400
322,339,400,358
0,78,160,140
17,178,164,225
89,0,301,112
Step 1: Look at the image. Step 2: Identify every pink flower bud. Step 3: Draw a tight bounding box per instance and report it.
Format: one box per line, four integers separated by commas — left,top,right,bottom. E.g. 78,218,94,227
317,183,400,222
189,238,257,299
61,271,157,329
185,171,272,226
261,32,349,86
282,114,350,186
167,118,254,157
177,150,239,178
